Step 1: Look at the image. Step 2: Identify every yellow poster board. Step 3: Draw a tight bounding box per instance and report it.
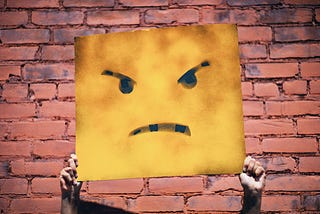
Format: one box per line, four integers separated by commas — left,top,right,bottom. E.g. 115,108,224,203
75,24,245,181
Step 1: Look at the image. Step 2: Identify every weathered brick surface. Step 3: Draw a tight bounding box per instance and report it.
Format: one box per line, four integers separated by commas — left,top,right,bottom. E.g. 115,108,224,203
0,2,319,214
0,29,50,44
149,177,203,193
187,195,242,211
261,195,300,211
129,196,184,212
262,138,318,153
145,9,199,24
22,63,74,81
88,179,144,194
87,11,140,25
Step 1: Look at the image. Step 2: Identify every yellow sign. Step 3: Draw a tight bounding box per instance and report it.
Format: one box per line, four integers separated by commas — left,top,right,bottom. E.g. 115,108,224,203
75,24,245,180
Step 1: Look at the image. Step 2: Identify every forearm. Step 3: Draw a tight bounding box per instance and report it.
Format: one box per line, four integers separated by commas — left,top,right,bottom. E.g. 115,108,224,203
60,190,79,214
241,190,262,214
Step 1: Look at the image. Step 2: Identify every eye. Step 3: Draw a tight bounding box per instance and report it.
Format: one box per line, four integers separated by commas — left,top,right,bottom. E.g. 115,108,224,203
177,61,210,89
178,69,197,89
119,78,134,94
101,70,136,94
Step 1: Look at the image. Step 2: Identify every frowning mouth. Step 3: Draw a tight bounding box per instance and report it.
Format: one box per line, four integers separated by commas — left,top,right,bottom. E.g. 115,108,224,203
129,123,191,136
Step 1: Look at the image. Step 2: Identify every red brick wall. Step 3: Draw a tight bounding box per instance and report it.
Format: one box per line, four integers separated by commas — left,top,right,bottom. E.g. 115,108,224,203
0,0,319,213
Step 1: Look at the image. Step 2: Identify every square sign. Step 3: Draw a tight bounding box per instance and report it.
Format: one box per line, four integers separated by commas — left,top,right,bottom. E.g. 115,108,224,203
75,24,245,180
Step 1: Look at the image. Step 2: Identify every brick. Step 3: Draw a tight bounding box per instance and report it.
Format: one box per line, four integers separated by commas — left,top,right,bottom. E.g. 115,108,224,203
22,63,74,81
241,82,253,97
261,195,300,211
68,120,76,136
207,176,242,192
310,80,320,94
11,159,63,176
0,29,50,44
0,162,9,177
119,0,167,6
266,175,320,191
10,197,60,213
7,0,59,8
58,83,75,98
0,11,28,25
42,45,74,60
0,141,31,156
254,83,279,97
0,0,4,7
262,138,318,153
297,118,320,134
260,157,296,172
301,62,320,77
64,0,114,7
32,178,60,194
80,195,127,210
238,27,272,42
187,195,241,211
270,43,320,59
88,179,143,194
275,26,320,42
242,101,264,116
239,44,267,59
283,80,307,95
175,0,223,5
317,9,320,22
54,28,105,43
284,0,320,4
0,123,9,140
0,103,35,119
259,8,312,24
244,119,295,135
0,47,37,60
228,0,280,5
9,121,66,139
87,11,140,25
30,83,56,100
0,178,28,194
2,84,28,102
299,157,320,172
145,9,198,24
245,63,298,79
149,177,203,193
32,11,84,25
39,101,75,118
202,9,258,25
303,195,320,211
129,196,184,212
266,101,320,116
245,138,261,154
0,198,9,213
0,65,21,80
33,140,75,157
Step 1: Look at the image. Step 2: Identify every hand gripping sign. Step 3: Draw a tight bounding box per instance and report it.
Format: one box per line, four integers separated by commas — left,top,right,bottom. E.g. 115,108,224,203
75,24,245,181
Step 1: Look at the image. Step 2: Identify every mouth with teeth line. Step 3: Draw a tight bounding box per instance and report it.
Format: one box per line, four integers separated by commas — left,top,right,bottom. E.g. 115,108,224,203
129,123,191,136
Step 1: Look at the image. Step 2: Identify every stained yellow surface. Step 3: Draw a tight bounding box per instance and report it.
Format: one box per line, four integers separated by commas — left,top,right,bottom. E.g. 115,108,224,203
75,24,245,181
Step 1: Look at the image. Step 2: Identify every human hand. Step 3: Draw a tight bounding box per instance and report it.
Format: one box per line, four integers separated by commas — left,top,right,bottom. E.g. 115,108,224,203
60,154,82,200
240,156,266,195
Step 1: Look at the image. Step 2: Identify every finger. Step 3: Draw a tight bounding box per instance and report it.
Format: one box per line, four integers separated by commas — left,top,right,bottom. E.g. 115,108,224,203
68,158,77,179
243,156,252,172
61,167,75,184
254,166,265,178
247,159,255,174
70,154,78,167
60,176,68,190
61,170,73,187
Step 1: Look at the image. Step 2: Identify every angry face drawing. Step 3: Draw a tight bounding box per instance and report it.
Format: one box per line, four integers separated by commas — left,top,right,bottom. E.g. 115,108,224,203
75,24,245,180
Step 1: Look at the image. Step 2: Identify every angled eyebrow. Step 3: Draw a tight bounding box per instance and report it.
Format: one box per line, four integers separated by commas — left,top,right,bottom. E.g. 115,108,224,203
101,70,136,82
177,61,210,83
